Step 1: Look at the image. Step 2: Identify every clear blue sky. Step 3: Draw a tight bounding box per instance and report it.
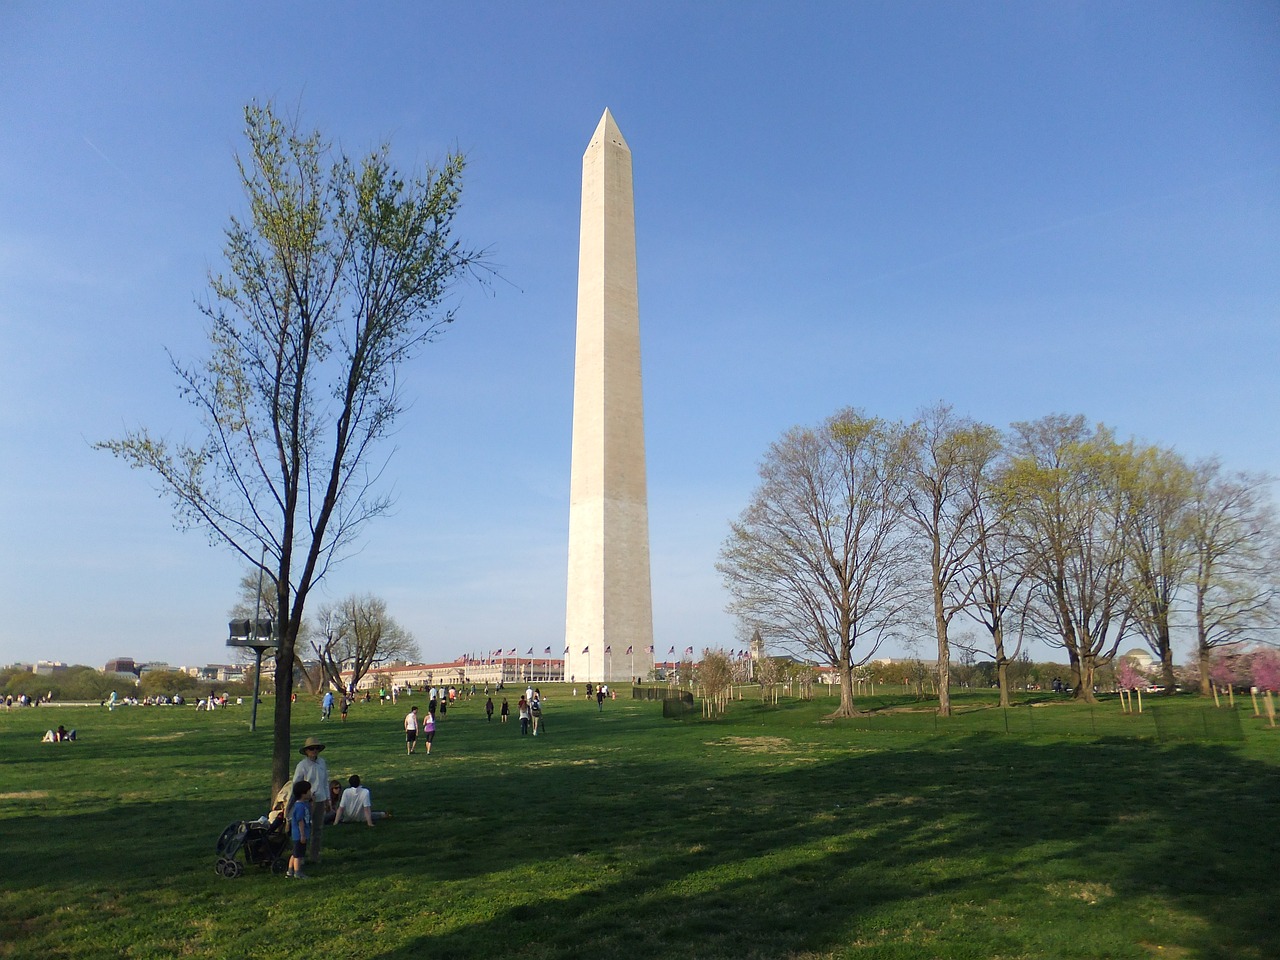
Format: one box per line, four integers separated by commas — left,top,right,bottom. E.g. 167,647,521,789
2,1,1277,671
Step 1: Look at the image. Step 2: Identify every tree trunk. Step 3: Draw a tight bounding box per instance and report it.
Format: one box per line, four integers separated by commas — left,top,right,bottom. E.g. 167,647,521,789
1192,642,1213,696
271,623,297,795
996,657,1011,708
1150,606,1177,693
1160,648,1176,693
832,659,856,717
1196,593,1212,696
934,579,951,717
1075,655,1100,704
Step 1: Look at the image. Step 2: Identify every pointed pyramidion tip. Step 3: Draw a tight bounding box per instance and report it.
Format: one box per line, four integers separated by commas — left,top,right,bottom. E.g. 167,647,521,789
589,108,629,152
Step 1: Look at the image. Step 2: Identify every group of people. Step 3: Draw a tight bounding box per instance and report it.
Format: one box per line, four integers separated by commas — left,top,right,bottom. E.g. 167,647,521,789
478,688,549,735
403,705,436,755
285,736,387,879
516,687,545,735
40,725,76,742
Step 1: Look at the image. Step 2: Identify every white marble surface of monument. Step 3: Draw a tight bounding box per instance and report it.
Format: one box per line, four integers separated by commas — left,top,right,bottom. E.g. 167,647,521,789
563,109,656,685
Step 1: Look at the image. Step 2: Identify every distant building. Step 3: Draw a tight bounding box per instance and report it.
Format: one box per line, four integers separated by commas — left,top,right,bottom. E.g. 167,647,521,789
1119,648,1156,671
104,658,140,676
32,660,67,676
198,663,246,683
341,656,565,692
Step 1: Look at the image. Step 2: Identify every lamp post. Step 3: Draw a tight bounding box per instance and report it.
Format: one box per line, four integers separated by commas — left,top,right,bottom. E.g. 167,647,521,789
227,618,275,732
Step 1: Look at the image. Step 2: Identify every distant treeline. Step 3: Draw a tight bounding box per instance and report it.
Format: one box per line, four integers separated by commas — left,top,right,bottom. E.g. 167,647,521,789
0,665,250,702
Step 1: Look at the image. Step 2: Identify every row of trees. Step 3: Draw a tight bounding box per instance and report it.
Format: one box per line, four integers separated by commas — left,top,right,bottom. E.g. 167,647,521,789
0,665,245,702
719,405,1278,717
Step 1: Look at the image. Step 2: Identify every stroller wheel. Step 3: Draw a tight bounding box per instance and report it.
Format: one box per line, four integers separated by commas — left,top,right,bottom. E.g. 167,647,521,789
215,857,232,876
226,860,243,878
271,856,288,874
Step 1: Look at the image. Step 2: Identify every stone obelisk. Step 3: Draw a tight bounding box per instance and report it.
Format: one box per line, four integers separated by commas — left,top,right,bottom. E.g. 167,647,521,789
564,109,655,685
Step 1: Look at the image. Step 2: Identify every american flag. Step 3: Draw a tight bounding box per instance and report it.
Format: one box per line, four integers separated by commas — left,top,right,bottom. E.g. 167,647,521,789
508,648,516,657
645,646,653,654
684,647,694,656
526,647,533,656
604,645,611,654
626,646,633,655
544,646,552,655
582,646,590,654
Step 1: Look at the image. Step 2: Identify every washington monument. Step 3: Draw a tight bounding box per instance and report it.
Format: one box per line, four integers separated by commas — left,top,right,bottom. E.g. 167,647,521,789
563,109,655,684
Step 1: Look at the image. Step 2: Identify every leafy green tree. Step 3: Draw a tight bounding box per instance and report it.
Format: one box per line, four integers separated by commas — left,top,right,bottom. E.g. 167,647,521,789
694,649,734,714
139,670,206,699
754,654,784,703
1000,416,1131,703
1116,444,1195,692
98,103,484,792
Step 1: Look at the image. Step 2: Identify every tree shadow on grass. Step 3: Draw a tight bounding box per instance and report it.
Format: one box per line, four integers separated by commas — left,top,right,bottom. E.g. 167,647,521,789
365,735,1279,960
2,708,1277,959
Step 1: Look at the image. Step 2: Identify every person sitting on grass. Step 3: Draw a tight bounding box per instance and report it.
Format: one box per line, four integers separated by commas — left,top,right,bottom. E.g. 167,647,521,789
323,779,343,824
287,780,312,879
333,775,388,826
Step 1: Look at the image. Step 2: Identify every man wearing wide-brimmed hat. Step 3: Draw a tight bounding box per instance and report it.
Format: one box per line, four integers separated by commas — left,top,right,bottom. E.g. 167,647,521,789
292,736,329,863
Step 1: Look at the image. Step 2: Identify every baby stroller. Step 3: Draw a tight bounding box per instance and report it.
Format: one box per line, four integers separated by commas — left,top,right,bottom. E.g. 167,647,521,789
214,783,291,878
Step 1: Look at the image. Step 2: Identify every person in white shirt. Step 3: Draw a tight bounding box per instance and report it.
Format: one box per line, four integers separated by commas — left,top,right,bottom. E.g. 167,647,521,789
333,774,384,826
405,706,420,755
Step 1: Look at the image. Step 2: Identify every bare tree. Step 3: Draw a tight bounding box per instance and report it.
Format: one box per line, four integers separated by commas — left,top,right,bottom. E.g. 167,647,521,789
948,438,1029,707
1000,415,1132,703
1187,461,1279,693
901,403,1002,716
718,409,916,717
311,594,418,692
97,103,484,791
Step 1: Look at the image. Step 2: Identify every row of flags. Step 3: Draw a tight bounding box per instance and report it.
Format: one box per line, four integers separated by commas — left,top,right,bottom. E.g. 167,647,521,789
460,644,725,664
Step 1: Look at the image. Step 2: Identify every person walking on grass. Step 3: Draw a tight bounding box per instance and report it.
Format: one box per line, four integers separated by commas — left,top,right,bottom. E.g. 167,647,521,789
405,705,420,755
485,696,494,722
518,695,531,735
422,705,436,754
286,780,312,879
500,697,510,723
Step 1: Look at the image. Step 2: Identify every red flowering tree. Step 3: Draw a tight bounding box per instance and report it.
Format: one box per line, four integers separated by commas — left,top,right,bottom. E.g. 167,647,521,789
1250,648,1280,726
1251,648,1280,692
1115,662,1146,691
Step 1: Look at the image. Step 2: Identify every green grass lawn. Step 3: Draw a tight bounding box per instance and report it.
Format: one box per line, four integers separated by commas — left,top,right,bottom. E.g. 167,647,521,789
1,688,1276,959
